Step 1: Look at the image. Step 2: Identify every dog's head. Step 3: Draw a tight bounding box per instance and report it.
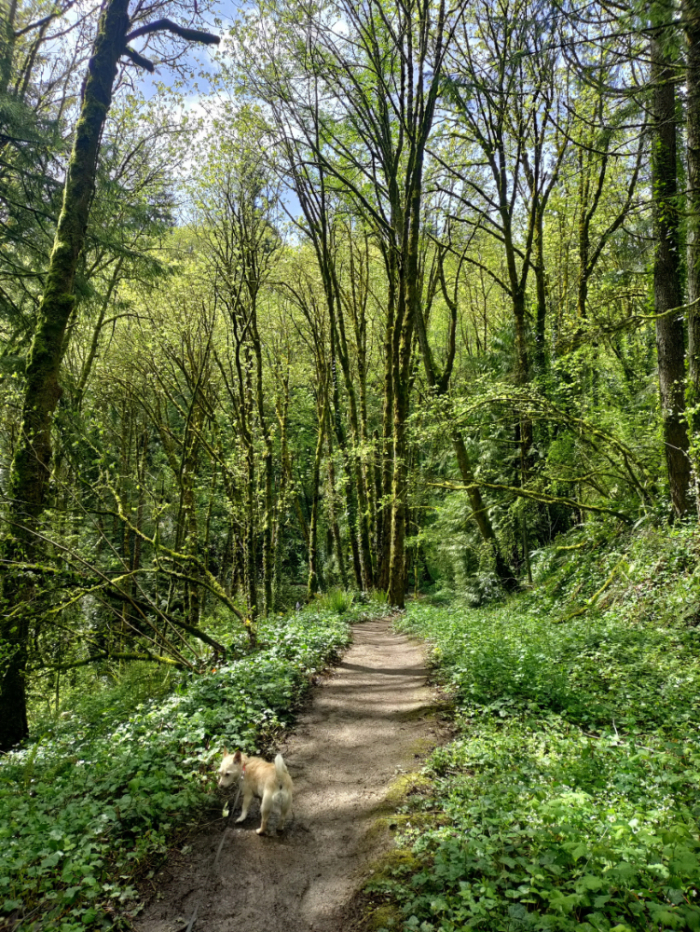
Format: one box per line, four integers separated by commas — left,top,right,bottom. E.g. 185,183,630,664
217,747,244,789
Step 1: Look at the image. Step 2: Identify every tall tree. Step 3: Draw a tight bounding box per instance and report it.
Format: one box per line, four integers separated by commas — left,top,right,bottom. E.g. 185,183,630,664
196,117,282,617
236,0,471,605
1,0,218,750
685,0,700,431
440,0,566,479
649,6,691,516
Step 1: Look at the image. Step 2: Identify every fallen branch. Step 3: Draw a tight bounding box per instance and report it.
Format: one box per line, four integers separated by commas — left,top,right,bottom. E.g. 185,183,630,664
46,651,184,672
428,480,632,523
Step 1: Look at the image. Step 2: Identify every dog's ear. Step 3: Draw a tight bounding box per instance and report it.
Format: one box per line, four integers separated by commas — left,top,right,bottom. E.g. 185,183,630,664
233,750,242,763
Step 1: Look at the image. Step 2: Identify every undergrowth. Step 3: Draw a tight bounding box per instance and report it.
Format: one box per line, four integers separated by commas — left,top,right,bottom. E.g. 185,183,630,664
379,522,700,932
0,603,374,931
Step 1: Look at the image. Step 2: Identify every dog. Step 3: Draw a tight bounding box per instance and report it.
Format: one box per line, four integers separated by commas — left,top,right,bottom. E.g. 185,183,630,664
217,748,293,835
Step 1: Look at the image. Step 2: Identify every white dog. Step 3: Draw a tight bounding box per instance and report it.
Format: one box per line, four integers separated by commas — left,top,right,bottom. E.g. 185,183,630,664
218,749,293,835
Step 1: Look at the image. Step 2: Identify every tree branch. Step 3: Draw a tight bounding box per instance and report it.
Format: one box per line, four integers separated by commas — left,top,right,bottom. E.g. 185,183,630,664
428,480,632,523
125,19,220,46
123,46,155,71
47,652,184,672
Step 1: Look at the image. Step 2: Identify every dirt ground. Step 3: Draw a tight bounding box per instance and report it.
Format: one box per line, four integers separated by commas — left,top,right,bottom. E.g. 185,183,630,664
132,616,445,932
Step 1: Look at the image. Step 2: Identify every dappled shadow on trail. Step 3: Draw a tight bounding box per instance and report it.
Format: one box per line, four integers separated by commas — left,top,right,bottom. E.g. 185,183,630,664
132,617,445,932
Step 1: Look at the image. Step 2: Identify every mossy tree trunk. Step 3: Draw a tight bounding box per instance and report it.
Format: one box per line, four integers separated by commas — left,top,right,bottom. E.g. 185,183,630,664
650,21,691,517
8,0,130,528
307,384,328,600
325,431,349,590
376,278,396,593
1,0,131,752
685,0,700,433
0,0,218,751
386,308,414,607
0,0,17,97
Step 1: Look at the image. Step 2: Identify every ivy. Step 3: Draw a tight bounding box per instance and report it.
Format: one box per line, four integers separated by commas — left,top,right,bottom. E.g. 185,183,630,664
0,605,364,930
384,526,700,932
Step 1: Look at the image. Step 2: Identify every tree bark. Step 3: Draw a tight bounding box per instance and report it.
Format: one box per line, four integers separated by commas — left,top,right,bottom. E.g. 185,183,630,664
325,430,348,589
533,208,548,372
0,0,219,750
650,25,691,517
327,261,375,589
387,319,413,607
307,392,328,599
685,0,700,431
376,279,396,593
0,0,17,97
8,0,129,529
1,0,131,752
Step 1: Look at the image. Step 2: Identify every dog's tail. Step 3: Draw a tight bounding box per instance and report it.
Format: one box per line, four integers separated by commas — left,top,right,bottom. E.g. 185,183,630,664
274,753,288,784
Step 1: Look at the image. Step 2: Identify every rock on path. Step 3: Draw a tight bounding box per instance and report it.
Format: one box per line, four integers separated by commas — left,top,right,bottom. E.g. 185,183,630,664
133,616,443,932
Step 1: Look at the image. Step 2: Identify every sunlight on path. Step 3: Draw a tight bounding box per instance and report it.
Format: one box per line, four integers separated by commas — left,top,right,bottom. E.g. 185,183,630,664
134,617,442,932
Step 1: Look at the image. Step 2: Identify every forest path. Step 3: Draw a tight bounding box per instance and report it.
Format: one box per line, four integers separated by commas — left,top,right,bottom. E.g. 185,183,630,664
133,616,444,932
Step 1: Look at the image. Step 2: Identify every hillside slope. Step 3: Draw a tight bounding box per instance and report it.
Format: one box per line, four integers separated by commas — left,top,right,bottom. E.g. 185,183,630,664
372,522,700,932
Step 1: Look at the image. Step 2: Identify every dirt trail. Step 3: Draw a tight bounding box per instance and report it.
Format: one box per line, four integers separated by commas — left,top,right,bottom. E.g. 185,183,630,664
133,616,444,932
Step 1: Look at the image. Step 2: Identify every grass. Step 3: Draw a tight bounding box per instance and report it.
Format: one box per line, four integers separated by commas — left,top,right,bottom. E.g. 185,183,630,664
374,522,700,932
0,601,376,931
318,587,356,613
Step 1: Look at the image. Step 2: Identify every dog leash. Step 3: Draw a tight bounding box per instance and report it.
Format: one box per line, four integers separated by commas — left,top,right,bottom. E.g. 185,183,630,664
183,779,243,932
214,781,242,868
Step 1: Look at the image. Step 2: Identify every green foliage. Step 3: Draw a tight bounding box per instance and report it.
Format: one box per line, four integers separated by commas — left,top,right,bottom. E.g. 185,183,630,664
317,587,356,614
367,589,390,607
382,523,700,931
0,604,368,930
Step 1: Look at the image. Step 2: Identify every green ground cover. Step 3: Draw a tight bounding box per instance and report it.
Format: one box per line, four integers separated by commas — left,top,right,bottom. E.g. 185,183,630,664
0,602,370,931
380,524,700,932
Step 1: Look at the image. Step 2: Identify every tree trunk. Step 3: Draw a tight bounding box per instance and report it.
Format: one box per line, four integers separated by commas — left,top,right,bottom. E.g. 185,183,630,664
0,0,130,752
533,209,548,372
307,399,327,599
685,0,700,432
650,24,691,517
387,282,414,607
244,442,258,619
8,0,129,527
327,278,375,589
252,332,274,615
329,348,363,587
577,148,591,322
513,288,534,472
452,432,519,590
413,275,519,588
0,0,17,97
376,290,395,593
387,401,409,606
326,431,348,589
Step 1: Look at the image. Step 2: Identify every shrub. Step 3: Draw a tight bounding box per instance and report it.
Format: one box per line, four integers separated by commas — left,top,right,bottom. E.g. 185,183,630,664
384,524,700,932
318,587,355,614
0,605,364,930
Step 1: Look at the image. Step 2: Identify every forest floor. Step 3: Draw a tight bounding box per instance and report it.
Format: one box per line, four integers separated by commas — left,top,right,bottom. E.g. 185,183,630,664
131,616,447,932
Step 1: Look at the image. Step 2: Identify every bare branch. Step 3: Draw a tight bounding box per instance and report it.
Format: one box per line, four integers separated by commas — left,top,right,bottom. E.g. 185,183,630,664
125,19,220,46
123,46,155,72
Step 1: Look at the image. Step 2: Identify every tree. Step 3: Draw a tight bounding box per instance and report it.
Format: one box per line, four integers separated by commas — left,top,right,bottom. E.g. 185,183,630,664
195,113,283,617
439,0,567,477
685,0,700,431
649,5,691,516
235,0,474,605
1,0,218,750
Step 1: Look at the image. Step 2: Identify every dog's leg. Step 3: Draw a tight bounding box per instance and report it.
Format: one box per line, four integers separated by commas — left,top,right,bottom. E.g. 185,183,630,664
236,789,253,823
257,791,273,835
277,795,291,833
